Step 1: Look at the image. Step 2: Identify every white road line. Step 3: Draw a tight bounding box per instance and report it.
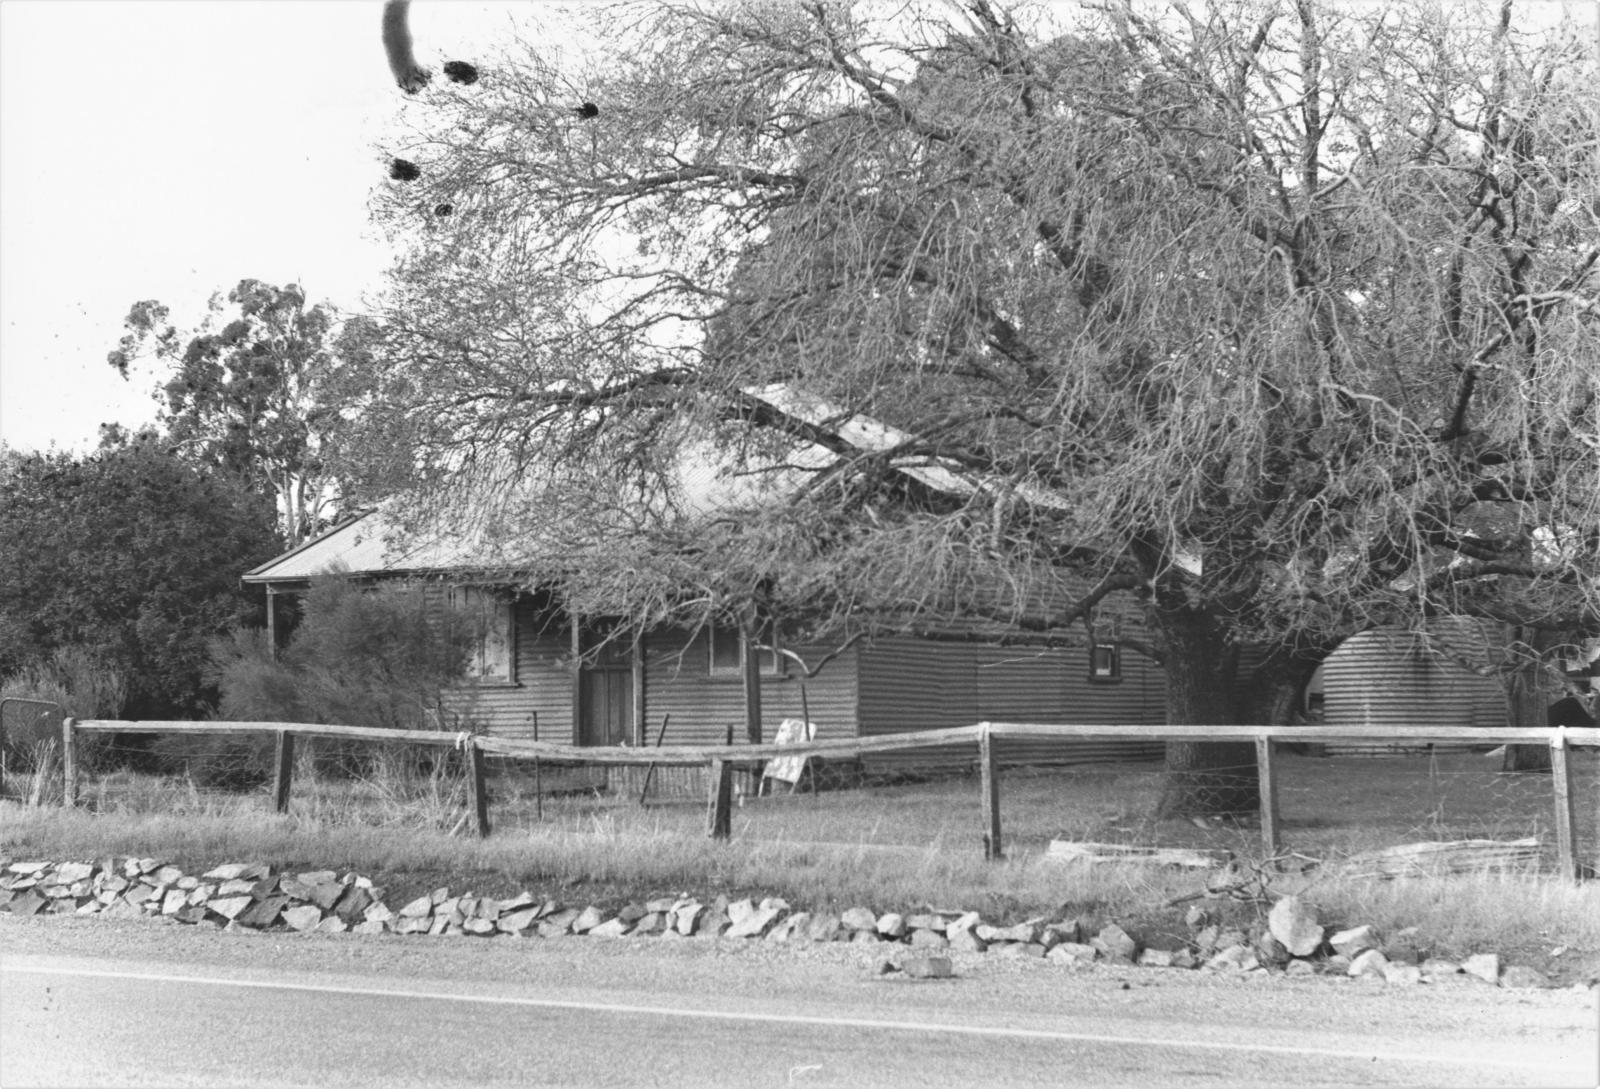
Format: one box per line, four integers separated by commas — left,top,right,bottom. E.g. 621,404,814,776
4,962,1585,1078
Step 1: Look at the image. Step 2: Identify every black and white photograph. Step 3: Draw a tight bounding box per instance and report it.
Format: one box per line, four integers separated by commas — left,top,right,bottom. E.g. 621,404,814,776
1,1,1597,1085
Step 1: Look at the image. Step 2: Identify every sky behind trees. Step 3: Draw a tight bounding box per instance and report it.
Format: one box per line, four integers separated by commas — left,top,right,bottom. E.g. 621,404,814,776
0,1,1587,455
0,0,533,454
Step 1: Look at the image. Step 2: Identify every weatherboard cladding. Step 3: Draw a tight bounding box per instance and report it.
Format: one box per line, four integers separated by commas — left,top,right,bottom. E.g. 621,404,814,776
855,637,1165,771
1321,627,1504,755
640,629,861,747
438,597,572,742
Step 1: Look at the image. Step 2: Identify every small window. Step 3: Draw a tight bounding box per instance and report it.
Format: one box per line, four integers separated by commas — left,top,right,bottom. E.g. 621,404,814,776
1088,643,1121,684
708,623,785,677
708,625,743,675
450,586,516,684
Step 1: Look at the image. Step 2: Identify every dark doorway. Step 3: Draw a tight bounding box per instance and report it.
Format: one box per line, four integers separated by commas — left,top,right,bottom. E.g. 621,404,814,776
578,625,633,747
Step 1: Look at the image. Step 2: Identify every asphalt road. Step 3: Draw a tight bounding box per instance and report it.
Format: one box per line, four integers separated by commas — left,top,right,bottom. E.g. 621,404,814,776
2,915,1595,1088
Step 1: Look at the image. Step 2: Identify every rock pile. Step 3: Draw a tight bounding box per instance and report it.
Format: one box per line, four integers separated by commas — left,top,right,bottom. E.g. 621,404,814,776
0,858,391,935
0,860,1572,990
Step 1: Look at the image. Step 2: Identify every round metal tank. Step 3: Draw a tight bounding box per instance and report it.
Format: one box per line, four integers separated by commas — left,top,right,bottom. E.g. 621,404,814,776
1322,626,1505,755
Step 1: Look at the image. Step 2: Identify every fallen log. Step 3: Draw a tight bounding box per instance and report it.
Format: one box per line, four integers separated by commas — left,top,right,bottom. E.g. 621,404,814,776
1333,838,1542,879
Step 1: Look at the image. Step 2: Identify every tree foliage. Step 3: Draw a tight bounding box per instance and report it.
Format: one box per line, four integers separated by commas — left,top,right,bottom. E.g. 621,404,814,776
362,0,1599,814
0,432,281,719
107,279,380,545
208,574,479,734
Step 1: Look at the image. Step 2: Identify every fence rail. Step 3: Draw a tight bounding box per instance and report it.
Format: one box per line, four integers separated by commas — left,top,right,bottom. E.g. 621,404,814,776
60,718,1600,877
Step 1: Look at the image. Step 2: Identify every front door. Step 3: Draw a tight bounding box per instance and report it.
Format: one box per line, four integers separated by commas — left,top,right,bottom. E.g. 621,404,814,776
578,626,633,747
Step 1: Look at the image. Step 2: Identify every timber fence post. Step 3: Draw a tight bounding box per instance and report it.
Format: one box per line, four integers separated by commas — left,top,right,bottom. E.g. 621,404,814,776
272,731,295,814
61,716,78,809
1256,735,1280,858
1549,728,1577,880
466,738,491,838
531,710,542,822
706,758,733,840
980,724,1002,860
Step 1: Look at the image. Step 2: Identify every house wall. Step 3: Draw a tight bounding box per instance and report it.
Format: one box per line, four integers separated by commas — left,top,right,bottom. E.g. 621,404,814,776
639,628,861,745
614,628,861,799
1321,626,1505,755
855,637,1166,771
443,597,572,742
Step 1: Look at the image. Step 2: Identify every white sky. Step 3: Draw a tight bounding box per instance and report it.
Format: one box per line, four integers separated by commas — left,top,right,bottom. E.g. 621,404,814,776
0,0,536,454
1,1,1591,455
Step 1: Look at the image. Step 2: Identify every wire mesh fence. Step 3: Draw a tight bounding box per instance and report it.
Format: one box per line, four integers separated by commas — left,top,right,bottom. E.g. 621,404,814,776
36,717,1600,879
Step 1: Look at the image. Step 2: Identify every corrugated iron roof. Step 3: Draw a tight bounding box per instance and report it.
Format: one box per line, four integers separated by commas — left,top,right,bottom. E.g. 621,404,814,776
242,506,506,583
246,385,1076,585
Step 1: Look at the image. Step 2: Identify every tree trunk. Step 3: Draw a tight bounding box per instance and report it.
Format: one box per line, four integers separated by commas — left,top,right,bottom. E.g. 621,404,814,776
1152,606,1258,818
1502,628,1557,773
1150,604,1328,819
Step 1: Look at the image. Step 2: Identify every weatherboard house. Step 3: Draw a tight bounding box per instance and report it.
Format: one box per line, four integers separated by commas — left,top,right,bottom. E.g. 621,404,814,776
242,507,1167,790
243,389,1168,792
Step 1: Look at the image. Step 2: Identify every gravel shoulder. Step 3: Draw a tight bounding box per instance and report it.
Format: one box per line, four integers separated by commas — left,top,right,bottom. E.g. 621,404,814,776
6,912,1596,1068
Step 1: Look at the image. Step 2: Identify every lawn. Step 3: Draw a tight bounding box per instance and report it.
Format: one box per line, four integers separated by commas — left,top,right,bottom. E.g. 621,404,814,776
4,747,1598,972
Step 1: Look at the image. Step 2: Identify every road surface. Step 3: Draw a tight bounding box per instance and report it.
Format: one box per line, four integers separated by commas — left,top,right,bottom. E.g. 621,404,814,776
2,915,1595,1087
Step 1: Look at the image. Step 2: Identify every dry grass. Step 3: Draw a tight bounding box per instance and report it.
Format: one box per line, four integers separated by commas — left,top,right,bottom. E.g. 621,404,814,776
4,749,1598,965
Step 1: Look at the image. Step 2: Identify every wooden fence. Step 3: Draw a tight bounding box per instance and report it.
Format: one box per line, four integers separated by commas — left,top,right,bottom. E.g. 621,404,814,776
60,718,1600,878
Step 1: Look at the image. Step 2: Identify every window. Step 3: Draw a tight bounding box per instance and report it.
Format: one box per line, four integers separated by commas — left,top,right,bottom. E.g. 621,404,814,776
707,622,785,677
708,625,743,675
1088,643,1122,684
450,586,516,684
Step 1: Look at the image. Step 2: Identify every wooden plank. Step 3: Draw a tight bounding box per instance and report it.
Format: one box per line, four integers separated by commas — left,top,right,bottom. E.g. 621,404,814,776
1336,838,1541,879
475,723,990,764
979,726,1002,860
466,741,491,838
1550,734,1577,880
706,758,733,840
72,720,465,746
638,714,671,805
67,718,1600,764
1046,842,1230,868
61,717,78,809
984,722,1600,745
272,731,295,814
1255,736,1280,858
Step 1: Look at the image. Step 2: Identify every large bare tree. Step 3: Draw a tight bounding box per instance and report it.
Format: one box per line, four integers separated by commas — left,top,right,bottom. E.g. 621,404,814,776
363,0,1599,816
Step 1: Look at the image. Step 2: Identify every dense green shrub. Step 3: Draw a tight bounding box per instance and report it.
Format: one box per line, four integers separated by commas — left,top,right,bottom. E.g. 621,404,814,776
0,434,280,719
159,575,480,789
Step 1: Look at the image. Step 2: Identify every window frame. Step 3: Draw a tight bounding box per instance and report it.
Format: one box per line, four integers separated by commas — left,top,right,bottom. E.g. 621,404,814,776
448,585,518,686
707,622,786,678
1087,642,1122,685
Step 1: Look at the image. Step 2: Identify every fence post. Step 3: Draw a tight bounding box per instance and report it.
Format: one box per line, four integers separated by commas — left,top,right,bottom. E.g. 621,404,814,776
1550,730,1577,880
706,758,733,840
61,717,78,809
465,739,491,838
979,724,1002,860
1255,735,1280,858
272,731,295,814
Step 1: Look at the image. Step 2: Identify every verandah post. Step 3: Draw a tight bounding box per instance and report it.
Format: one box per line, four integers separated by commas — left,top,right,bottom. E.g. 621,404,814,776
1549,729,1577,880
979,724,1002,860
1255,735,1280,858
272,731,295,814
61,716,78,808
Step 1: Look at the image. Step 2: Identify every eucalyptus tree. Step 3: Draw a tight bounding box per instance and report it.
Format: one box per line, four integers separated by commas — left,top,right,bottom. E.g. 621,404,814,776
366,0,1599,816
108,280,381,546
